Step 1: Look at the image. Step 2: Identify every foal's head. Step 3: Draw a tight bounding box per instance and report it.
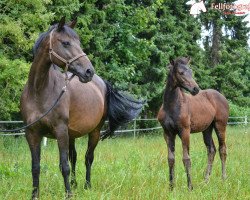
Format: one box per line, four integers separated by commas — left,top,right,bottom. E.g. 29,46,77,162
169,57,200,95
33,17,94,83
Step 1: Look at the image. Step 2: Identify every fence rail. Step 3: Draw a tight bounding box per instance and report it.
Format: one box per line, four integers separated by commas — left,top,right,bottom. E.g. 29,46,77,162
0,116,248,136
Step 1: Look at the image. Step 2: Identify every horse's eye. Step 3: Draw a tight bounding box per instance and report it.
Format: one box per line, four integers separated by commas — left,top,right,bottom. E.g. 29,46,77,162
62,41,70,46
180,71,185,75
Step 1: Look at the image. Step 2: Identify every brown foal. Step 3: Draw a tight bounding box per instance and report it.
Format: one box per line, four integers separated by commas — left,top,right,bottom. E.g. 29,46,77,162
158,57,229,190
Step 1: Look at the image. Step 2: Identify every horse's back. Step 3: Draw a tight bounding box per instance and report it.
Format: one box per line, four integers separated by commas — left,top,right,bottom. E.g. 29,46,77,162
188,89,229,132
67,74,107,137
201,89,229,121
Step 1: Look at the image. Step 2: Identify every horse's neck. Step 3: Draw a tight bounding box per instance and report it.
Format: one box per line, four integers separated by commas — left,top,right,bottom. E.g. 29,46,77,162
163,80,185,110
27,51,55,96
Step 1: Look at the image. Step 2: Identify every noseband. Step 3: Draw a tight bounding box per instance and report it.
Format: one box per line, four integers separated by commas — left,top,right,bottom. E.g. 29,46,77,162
49,28,87,76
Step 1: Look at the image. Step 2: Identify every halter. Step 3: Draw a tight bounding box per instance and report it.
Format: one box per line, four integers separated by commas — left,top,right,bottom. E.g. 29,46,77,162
49,28,86,83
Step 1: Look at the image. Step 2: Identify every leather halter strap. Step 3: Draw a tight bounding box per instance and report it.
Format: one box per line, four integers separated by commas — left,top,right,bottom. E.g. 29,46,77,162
49,28,86,75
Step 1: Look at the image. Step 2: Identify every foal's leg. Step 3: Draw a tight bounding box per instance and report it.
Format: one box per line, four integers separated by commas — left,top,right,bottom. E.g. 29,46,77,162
214,121,227,180
69,139,77,188
180,129,193,190
202,125,216,182
54,124,72,197
164,132,176,190
26,130,43,200
84,130,99,189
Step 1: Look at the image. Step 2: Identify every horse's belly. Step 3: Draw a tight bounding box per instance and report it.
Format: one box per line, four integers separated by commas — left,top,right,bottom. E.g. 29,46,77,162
190,114,214,133
68,101,104,137
68,82,105,137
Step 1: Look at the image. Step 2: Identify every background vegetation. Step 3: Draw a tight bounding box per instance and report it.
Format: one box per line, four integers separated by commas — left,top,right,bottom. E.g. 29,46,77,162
0,0,249,120
0,126,249,199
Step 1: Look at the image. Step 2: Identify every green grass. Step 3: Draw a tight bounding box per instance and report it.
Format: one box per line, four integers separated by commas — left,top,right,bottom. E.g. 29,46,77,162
0,126,249,200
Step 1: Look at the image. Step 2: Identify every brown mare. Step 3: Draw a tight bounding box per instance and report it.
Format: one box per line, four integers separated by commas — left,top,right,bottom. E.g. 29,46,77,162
157,57,229,190
20,17,143,199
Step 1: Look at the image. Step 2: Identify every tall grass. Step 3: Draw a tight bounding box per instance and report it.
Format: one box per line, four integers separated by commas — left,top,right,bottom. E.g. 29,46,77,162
0,126,249,200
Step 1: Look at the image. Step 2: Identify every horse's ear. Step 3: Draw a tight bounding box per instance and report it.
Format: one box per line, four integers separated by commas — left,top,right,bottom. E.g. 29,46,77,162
187,57,191,64
67,18,77,29
167,64,173,71
169,59,175,67
57,16,66,31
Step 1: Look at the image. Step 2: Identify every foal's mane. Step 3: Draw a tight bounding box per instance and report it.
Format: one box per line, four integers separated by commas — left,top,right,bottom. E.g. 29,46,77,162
32,24,79,57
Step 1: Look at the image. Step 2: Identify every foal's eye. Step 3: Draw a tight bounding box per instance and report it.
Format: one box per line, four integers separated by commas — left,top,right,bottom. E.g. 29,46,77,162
180,71,185,75
61,41,71,46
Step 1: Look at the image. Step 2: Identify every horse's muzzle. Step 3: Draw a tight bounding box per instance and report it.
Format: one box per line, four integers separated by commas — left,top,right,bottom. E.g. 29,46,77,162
69,66,94,83
191,87,200,95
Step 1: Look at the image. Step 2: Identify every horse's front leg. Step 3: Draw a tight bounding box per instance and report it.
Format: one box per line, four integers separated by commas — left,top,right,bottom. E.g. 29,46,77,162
69,139,77,188
180,128,193,190
26,129,43,200
54,124,72,197
163,131,176,190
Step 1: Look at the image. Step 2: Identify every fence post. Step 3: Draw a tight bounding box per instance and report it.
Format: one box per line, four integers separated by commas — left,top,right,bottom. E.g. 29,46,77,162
43,137,47,147
244,116,247,125
133,119,137,138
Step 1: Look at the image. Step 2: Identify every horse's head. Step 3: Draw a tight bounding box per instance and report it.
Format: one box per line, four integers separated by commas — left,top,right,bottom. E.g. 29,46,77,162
34,17,94,83
169,57,200,95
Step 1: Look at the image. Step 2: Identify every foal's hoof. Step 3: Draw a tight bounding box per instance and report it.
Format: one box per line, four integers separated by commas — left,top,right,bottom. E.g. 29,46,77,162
188,185,193,191
84,182,91,190
169,183,174,191
204,176,210,183
70,180,78,189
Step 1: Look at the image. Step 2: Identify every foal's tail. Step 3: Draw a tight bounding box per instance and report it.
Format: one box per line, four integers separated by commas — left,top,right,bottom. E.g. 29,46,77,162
101,81,145,140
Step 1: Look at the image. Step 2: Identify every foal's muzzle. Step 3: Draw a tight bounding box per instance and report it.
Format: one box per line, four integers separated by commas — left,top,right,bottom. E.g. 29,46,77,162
191,87,200,95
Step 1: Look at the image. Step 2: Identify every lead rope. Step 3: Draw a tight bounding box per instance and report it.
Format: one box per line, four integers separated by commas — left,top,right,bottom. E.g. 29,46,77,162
0,28,86,134
0,74,75,134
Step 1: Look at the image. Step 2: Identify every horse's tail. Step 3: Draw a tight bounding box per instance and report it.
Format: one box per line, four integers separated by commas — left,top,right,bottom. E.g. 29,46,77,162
101,81,145,140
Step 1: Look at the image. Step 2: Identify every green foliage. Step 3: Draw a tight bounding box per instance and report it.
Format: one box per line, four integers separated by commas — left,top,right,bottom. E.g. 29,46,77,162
0,56,29,120
229,101,250,117
0,0,249,120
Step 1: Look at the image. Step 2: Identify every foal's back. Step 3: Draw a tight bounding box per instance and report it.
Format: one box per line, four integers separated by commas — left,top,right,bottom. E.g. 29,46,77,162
186,89,229,133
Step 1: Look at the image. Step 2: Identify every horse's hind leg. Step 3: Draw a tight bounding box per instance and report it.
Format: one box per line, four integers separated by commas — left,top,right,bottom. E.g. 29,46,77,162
164,131,176,190
214,121,227,180
84,130,100,189
69,139,77,188
26,130,43,200
202,125,216,182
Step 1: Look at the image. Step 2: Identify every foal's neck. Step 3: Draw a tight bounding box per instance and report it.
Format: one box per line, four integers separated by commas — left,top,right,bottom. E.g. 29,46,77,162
163,76,185,109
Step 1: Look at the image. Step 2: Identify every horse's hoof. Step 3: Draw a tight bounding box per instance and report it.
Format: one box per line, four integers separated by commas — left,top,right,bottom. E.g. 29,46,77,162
204,176,210,183
65,191,73,199
31,188,39,200
70,180,78,189
188,185,193,191
169,184,174,191
84,182,91,190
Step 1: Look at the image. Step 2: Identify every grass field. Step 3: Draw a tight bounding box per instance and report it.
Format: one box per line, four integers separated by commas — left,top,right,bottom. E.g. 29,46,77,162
0,126,249,200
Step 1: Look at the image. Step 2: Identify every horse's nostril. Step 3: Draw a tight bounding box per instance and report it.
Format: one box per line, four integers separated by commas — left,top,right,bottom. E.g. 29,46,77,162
86,69,93,77
193,87,199,93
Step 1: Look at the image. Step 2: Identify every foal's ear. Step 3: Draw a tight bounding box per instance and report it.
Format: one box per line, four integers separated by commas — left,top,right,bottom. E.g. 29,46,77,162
187,56,191,64
169,59,175,67
67,18,77,29
57,16,66,31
